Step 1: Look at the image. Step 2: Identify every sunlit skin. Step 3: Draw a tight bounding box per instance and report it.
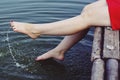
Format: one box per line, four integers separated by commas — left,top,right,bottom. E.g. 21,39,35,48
10,0,110,61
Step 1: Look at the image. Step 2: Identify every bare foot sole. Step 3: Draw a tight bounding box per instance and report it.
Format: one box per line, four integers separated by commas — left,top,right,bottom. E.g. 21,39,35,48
10,21,40,39
35,49,65,61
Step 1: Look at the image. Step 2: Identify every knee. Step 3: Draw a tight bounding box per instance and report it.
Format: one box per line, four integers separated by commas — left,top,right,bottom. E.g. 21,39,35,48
81,4,94,19
83,4,92,12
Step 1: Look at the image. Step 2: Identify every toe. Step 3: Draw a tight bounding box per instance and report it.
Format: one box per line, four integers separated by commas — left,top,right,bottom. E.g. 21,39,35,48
13,27,17,32
10,20,14,27
35,56,44,61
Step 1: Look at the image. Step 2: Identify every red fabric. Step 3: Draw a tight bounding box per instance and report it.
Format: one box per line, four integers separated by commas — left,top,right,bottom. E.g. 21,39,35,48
106,0,120,30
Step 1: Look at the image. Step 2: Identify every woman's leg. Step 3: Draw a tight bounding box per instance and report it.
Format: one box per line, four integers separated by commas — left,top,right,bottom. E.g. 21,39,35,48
10,0,110,39
36,29,89,61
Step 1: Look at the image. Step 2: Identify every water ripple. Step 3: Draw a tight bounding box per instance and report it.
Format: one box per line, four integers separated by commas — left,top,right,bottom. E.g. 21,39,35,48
0,0,94,80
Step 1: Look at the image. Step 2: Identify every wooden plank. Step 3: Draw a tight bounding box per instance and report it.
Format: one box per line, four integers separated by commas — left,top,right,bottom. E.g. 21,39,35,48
91,27,103,61
106,59,119,80
103,27,119,59
91,59,104,80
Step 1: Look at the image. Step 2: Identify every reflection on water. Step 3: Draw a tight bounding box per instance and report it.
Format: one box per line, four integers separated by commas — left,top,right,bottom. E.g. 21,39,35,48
0,0,95,80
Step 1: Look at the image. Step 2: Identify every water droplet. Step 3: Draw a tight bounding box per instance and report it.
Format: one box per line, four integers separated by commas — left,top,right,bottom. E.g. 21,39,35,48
16,63,21,67
15,63,26,68
30,71,33,74
6,30,20,67
26,68,29,71
0,53,2,57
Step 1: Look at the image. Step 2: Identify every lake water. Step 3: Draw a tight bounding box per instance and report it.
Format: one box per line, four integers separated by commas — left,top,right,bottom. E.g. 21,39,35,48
0,0,95,80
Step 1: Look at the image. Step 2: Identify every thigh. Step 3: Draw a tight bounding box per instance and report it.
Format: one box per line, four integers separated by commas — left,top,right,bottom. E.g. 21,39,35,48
82,0,111,27
90,6,110,26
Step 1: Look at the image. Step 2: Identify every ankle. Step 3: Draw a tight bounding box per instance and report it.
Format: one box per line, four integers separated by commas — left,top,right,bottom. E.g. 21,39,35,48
31,24,41,34
54,47,67,54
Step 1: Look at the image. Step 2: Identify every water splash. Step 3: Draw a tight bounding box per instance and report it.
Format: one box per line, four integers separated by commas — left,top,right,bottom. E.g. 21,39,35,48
6,29,26,68
15,62,26,68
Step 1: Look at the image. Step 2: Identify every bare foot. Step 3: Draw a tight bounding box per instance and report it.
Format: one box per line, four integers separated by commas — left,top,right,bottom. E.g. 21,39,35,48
35,48,65,61
10,21,40,39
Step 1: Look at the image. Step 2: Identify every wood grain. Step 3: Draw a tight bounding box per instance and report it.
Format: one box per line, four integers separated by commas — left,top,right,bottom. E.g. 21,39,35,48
91,27,103,61
91,59,104,80
103,27,119,59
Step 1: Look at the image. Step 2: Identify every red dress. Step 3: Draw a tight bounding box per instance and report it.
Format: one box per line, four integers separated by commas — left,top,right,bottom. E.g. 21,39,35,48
106,0,120,30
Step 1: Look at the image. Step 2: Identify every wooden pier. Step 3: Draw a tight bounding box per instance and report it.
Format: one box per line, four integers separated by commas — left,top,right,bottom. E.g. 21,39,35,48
91,27,119,80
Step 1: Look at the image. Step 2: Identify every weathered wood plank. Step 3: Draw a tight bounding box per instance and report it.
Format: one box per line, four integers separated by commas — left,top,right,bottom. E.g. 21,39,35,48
91,27,103,61
103,27,119,59
106,59,119,80
91,59,104,80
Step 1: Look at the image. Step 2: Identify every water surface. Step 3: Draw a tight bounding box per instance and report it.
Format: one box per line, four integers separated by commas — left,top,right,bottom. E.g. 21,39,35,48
0,0,95,80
